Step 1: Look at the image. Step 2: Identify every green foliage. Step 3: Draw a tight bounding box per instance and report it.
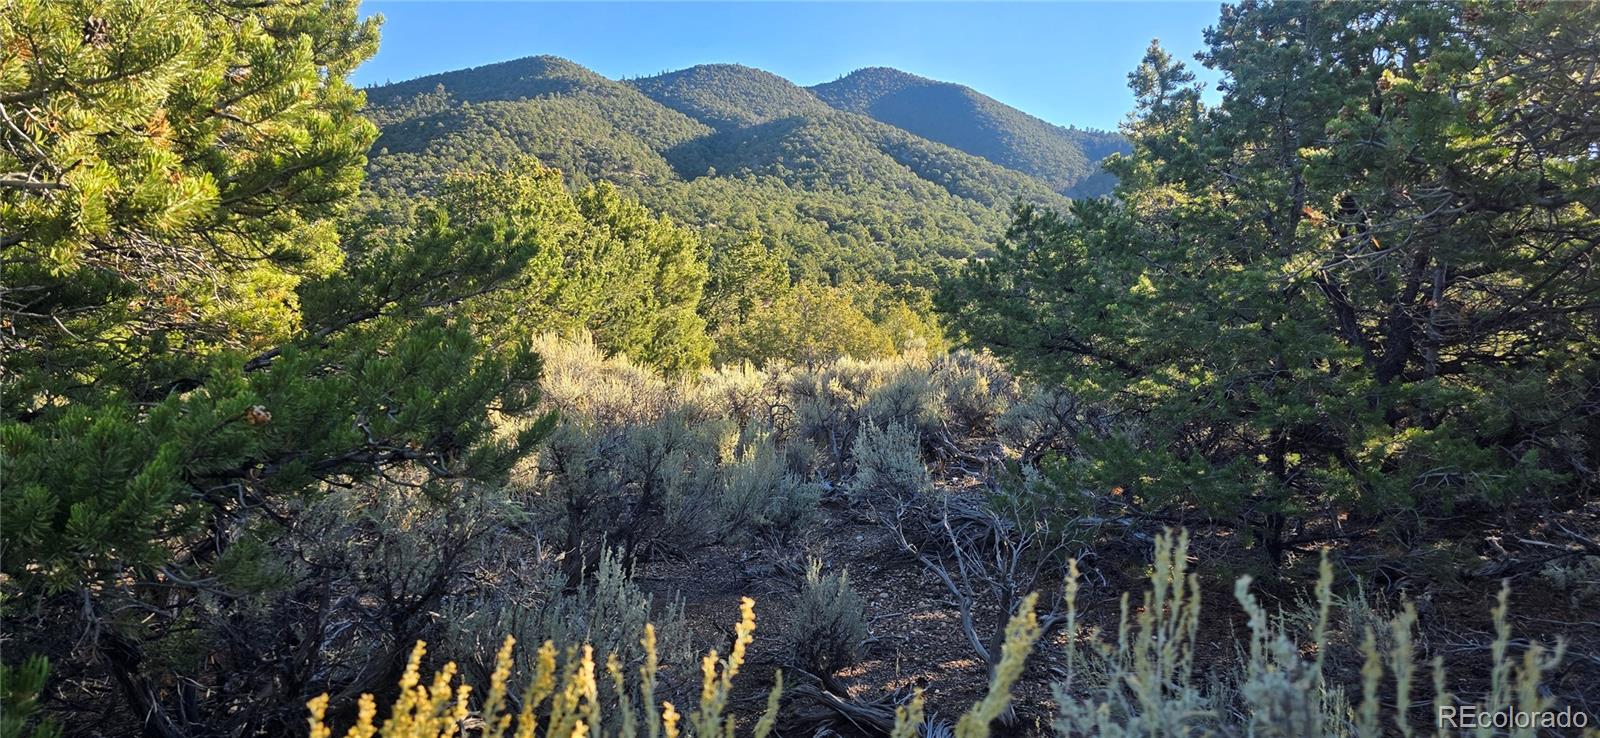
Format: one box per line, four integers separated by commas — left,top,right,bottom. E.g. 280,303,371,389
577,182,713,372
1,657,61,738
786,559,868,677
695,231,932,367
524,333,790,557
342,161,713,373
525,334,1032,551
715,281,909,366
944,1,1600,558
716,434,822,541
813,67,1126,197
2,0,379,400
361,55,1075,295
929,350,1020,438
704,231,791,332
996,386,1094,463
0,0,560,598
628,63,832,132
0,4,712,734
280,479,544,694
456,546,691,687
779,351,1012,475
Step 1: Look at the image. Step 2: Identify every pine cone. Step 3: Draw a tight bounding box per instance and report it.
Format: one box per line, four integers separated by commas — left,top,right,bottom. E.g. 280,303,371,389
245,405,272,426
81,17,110,48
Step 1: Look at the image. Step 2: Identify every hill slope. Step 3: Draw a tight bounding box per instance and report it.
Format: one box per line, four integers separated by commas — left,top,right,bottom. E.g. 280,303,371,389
812,67,1126,197
361,56,1105,285
626,64,834,130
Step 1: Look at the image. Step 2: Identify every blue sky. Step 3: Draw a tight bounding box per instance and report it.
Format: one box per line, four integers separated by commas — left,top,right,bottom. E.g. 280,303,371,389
352,2,1225,132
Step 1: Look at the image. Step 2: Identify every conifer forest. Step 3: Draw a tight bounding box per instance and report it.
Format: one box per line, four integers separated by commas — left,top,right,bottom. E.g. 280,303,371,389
2,1,1598,736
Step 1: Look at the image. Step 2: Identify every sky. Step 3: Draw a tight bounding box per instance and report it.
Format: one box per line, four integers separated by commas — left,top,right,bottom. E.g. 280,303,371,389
351,2,1225,132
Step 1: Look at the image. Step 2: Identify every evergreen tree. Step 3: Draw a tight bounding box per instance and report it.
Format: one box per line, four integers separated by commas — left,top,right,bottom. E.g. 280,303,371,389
715,281,898,366
944,1,1599,561
577,182,713,373
704,231,791,332
375,162,714,373
2,0,380,403
0,3,556,734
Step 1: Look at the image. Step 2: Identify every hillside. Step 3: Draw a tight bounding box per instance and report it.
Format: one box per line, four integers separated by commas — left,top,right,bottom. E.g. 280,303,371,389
361,56,1101,285
812,67,1127,197
625,63,834,130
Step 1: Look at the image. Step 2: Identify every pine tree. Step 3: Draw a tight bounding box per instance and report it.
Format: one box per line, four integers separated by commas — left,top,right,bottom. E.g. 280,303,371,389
2,0,380,402
944,1,1599,562
704,231,791,331
0,3,560,734
577,181,713,373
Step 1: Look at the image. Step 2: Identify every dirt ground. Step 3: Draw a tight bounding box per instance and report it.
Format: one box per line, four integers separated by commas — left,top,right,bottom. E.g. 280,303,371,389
633,484,1600,737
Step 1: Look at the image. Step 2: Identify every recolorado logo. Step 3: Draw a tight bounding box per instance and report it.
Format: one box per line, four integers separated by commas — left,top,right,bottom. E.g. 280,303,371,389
1437,705,1590,730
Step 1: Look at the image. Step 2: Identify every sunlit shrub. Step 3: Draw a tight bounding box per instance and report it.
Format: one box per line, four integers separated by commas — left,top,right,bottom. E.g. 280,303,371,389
863,363,938,436
787,358,889,469
310,599,777,738
1053,531,1570,738
310,596,1045,738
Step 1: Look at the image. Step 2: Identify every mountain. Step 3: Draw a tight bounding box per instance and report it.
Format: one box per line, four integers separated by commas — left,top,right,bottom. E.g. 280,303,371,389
626,64,834,130
360,56,1112,286
811,67,1127,198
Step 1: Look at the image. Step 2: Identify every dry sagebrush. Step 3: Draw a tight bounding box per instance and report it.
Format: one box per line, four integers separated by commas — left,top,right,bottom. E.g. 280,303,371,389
307,595,1046,738
1053,531,1580,738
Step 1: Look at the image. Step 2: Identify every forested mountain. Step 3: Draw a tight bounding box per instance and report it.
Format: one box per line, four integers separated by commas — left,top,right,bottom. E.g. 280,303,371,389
361,56,1101,288
812,67,1127,197
8,2,1598,738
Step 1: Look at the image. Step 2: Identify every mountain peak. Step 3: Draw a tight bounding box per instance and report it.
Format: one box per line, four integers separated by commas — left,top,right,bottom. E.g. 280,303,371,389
627,63,831,130
363,54,612,107
811,66,1126,196
830,66,934,87
363,55,1123,197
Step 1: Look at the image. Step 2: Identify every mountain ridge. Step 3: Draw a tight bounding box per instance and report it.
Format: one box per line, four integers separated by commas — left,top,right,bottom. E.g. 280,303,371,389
363,55,1122,198
360,55,1119,286
811,66,1127,196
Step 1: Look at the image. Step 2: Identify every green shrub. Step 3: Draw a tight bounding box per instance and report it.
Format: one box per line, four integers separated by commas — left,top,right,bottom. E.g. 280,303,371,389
717,433,823,541
930,350,1018,438
848,422,932,502
547,547,688,673
1,657,61,738
531,411,727,560
693,361,783,433
766,473,824,539
786,560,869,678
788,358,888,469
1541,556,1600,609
863,364,938,435
996,386,1091,463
